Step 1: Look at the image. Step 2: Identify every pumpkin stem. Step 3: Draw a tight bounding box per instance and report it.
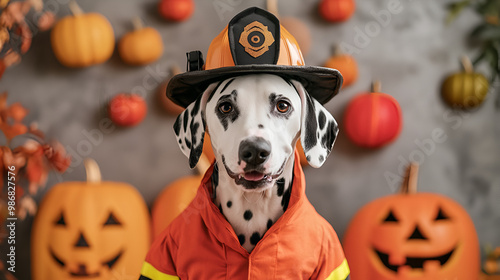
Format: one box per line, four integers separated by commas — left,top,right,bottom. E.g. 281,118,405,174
372,80,382,93
84,158,102,183
461,55,473,73
266,0,280,19
400,162,418,194
68,1,83,16
132,16,144,31
195,153,211,176
170,64,182,76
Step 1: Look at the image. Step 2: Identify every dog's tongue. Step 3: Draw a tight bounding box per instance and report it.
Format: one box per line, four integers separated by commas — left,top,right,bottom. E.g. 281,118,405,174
243,171,265,181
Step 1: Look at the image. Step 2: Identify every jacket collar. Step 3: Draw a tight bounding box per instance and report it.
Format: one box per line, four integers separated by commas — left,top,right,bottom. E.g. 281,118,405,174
197,150,306,256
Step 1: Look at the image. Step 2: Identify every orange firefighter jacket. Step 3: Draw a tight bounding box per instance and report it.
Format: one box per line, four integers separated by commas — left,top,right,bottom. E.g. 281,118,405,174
140,152,350,280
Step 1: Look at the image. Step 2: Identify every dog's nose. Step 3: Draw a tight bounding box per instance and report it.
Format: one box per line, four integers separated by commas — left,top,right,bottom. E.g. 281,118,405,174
239,137,271,166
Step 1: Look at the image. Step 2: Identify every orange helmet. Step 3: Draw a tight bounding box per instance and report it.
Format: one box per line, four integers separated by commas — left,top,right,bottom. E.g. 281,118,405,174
167,7,342,108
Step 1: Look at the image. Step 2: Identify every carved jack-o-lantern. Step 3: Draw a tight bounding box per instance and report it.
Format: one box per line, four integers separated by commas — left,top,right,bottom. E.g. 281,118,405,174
31,159,150,280
343,163,480,280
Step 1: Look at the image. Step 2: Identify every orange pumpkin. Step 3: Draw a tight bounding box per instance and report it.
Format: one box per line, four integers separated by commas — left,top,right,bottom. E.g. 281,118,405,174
51,2,114,68
151,175,201,239
158,65,185,115
118,17,163,66
158,0,194,22
343,163,480,279
324,46,358,87
152,154,211,239
344,81,402,148
31,159,150,280
319,0,356,22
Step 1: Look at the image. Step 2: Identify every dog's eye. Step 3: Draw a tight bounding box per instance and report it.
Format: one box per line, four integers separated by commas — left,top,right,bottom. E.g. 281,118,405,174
219,102,233,114
276,101,290,113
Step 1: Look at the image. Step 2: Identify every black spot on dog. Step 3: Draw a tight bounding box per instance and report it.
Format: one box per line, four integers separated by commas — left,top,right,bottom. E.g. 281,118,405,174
178,139,182,144
226,201,232,208
184,138,192,149
190,121,200,145
318,111,326,130
321,120,338,152
258,124,264,129
238,234,245,245
281,76,293,87
190,98,201,118
306,155,311,162
244,210,253,221
174,116,182,136
318,155,324,163
281,176,293,211
269,93,293,119
218,204,223,214
189,141,204,169
267,219,273,230
207,80,224,103
303,95,318,151
182,109,189,133
250,232,261,245
277,178,285,196
220,78,236,94
215,90,240,131
211,164,219,199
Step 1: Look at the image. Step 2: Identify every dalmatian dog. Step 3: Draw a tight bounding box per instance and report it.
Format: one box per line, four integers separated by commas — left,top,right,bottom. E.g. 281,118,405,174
173,74,338,252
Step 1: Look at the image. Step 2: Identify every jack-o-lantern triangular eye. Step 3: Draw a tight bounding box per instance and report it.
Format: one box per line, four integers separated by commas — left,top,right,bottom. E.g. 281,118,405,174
435,207,449,221
55,212,66,226
103,212,121,226
383,210,399,223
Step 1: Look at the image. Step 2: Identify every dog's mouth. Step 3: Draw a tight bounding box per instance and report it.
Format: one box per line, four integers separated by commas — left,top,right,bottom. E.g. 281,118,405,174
222,158,285,190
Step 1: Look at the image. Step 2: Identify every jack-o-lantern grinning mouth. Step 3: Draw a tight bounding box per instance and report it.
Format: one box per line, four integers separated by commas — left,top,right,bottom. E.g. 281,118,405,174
373,247,455,272
50,248,123,276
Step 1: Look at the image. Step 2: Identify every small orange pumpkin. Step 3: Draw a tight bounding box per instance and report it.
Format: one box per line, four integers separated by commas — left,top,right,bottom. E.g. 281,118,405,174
442,56,489,109
324,46,358,87
319,0,356,22
158,0,194,22
344,81,402,148
343,163,480,279
31,159,150,280
118,17,163,66
158,65,185,115
152,154,211,239
51,1,115,68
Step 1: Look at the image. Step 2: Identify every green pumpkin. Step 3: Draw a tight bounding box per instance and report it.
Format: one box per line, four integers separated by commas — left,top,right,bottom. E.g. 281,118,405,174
441,56,489,109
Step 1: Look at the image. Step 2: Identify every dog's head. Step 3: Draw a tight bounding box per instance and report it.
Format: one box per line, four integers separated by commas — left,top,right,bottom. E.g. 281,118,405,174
173,74,338,191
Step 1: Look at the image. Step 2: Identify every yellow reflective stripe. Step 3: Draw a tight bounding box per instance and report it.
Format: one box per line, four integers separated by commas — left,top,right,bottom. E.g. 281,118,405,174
140,262,179,280
325,259,350,280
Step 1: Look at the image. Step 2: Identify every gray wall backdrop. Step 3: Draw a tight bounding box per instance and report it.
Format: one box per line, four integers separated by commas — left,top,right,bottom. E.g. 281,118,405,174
1,0,499,279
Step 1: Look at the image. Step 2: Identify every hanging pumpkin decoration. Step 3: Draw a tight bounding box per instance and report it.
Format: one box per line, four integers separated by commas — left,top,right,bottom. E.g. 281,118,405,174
324,45,358,87
441,55,489,109
158,65,185,115
319,0,356,22
344,81,402,148
152,154,211,239
31,159,150,280
267,0,311,55
118,17,163,66
158,0,194,22
51,1,115,68
343,163,480,279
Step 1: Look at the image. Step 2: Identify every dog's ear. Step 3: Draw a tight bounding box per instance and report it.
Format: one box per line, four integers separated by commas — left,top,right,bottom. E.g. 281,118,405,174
173,83,217,169
292,80,339,168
